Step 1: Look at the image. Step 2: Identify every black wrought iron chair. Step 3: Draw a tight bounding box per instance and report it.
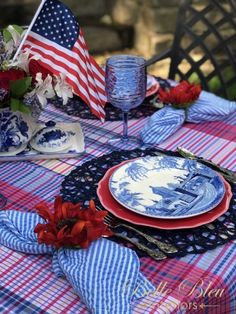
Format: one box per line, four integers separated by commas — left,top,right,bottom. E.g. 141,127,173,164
146,0,236,99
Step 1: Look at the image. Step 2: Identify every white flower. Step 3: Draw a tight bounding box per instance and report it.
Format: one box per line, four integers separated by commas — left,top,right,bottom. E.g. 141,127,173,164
3,25,25,63
6,25,23,47
54,73,73,105
27,73,55,108
8,51,38,72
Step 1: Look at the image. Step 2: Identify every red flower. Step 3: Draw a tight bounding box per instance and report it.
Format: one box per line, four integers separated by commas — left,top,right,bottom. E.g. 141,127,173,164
28,59,52,81
34,196,113,249
0,69,26,91
158,81,201,109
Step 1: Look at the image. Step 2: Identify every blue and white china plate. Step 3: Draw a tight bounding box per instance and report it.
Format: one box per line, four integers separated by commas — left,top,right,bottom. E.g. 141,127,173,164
109,156,225,219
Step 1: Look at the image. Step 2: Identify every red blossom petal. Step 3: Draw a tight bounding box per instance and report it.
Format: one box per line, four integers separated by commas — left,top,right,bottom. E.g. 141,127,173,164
159,81,201,107
35,203,54,223
57,225,69,240
0,69,26,91
71,220,86,236
34,196,113,249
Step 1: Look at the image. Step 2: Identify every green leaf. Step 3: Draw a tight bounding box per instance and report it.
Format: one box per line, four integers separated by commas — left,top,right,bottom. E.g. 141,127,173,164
10,98,31,114
19,103,31,114
2,25,24,42
11,24,24,35
10,77,32,97
3,29,12,42
9,98,21,111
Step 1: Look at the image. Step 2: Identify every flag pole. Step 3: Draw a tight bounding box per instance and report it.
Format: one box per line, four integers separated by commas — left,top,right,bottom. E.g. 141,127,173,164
12,0,47,62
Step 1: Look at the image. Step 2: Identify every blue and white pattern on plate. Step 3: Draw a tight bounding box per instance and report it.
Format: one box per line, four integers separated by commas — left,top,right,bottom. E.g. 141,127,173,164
109,156,225,219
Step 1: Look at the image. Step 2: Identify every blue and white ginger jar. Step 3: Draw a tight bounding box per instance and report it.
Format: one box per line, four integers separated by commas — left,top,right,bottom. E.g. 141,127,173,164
0,109,33,154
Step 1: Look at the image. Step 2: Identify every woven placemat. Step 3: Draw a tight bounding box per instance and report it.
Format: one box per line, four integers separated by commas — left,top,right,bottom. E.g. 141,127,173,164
60,148,236,259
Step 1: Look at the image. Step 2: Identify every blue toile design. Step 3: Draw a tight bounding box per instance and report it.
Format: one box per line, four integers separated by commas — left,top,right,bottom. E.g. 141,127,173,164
116,189,142,207
109,155,225,219
0,110,30,152
125,162,148,181
37,129,67,145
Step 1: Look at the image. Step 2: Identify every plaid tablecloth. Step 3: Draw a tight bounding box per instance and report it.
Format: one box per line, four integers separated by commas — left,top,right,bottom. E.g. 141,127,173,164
0,105,236,314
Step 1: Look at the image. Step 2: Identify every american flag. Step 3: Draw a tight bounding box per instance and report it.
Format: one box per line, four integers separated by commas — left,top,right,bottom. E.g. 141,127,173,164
22,0,106,121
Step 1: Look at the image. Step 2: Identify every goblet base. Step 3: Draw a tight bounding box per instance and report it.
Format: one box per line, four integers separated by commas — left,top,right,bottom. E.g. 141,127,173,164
108,135,142,150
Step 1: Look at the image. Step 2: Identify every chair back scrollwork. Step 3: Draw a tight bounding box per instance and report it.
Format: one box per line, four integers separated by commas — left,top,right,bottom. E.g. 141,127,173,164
147,0,236,99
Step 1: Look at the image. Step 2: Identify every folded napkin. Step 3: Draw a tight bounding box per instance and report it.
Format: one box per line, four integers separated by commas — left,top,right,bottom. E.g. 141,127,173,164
141,90,236,144
0,210,154,313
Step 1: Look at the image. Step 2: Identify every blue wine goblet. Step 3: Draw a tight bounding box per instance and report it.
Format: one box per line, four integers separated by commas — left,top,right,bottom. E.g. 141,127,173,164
105,55,146,149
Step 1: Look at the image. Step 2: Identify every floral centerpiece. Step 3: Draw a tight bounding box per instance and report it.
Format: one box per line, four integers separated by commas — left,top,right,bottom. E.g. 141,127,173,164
0,25,74,154
0,25,73,117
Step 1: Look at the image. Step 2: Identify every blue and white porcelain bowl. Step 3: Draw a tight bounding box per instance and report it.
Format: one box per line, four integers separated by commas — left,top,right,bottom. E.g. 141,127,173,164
0,109,33,155
30,121,71,153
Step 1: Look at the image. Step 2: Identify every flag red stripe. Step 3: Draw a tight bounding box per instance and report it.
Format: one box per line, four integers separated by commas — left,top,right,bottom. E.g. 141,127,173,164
23,44,92,100
23,43,105,108
72,45,106,102
72,45,106,100
73,39,106,95
78,29,105,78
23,45,105,119
24,35,106,96
23,33,106,120
66,76,105,118
65,74,105,118
35,58,104,118
73,46,105,96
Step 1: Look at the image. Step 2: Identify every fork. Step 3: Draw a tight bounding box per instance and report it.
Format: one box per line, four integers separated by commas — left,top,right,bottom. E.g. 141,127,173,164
104,224,167,260
105,225,168,261
97,205,177,256
103,214,178,254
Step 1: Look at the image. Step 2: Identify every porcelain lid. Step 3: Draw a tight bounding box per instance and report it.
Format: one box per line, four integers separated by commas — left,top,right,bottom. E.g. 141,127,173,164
30,121,71,153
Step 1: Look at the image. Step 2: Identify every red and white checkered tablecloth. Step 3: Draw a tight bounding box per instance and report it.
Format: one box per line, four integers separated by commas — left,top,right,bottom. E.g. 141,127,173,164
0,105,235,314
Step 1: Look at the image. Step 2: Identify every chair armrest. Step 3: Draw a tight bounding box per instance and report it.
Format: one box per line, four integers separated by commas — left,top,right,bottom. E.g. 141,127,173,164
145,49,172,66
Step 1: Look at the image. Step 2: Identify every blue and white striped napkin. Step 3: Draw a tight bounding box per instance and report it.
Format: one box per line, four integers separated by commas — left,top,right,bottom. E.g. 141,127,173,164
0,210,155,313
141,90,236,144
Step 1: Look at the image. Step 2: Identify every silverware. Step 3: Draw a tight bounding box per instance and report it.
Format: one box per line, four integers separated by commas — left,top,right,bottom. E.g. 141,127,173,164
103,214,177,254
97,207,177,260
177,147,236,183
109,230,167,261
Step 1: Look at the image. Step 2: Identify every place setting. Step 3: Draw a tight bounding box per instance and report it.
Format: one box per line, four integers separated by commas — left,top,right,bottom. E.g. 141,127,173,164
59,146,236,261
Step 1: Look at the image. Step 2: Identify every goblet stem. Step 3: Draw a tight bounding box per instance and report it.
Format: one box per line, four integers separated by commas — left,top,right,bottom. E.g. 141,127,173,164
122,111,129,140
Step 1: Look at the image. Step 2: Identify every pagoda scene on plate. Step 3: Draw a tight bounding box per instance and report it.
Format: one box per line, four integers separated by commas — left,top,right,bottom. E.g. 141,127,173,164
109,156,225,219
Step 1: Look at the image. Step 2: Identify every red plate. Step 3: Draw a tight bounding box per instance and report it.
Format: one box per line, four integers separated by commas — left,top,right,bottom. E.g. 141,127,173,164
146,75,160,97
97,161,232,230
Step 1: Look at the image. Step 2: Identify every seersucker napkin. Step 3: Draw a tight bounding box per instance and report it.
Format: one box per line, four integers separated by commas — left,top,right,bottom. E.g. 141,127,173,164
0,210,155,314
140,90,236,144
